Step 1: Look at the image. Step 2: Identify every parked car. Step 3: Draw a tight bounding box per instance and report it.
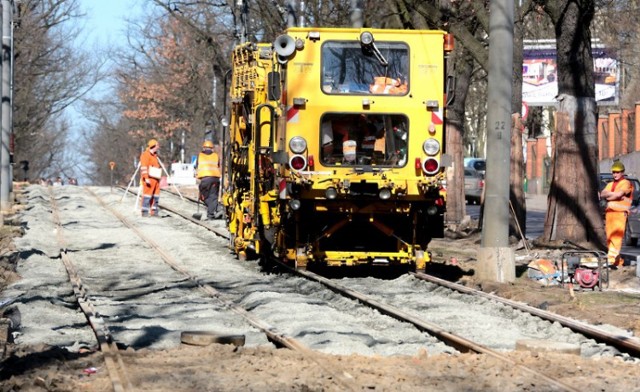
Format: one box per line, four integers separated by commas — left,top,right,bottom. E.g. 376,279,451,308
464,168,484,204
599,173,640,246
464,158,486,178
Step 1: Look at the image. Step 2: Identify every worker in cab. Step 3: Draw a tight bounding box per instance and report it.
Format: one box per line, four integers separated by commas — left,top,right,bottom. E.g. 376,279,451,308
600,161,634,267
140,139,162,217
196,140,223,220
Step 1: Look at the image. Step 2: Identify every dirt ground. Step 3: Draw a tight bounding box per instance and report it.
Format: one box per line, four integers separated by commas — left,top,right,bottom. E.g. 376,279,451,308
2,191,640,391
429,231,640,339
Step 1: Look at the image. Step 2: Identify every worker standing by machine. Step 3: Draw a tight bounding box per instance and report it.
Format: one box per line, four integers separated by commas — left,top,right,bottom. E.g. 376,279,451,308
195,140,222,220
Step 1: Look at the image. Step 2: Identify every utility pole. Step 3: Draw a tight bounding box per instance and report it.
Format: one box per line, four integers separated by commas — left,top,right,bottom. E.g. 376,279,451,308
0,0,7,222
286,0,296,28
477,0,515,282
350,0,363,28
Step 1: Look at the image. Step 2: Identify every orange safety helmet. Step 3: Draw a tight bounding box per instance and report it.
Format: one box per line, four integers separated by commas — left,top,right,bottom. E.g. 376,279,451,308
147,139,158,148
202,140,214,149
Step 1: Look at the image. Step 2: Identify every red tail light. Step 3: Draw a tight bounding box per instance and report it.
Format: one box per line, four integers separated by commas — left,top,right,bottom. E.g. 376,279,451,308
289,155,307,171
415,158,422,170
307,155,314,170
422,158,439,174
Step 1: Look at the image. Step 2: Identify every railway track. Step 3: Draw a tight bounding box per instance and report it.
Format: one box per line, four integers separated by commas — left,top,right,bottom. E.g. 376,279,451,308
48,186,372,391
161,187,640,358
23,185,640,391
48,188,134,392
158,188,640,391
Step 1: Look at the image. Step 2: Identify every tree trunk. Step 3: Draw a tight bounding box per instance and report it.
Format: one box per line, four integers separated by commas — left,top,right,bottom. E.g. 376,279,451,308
510,113,526,239
538,0,604,248
542,96,604,247
445,47,475,227
509,6,526,239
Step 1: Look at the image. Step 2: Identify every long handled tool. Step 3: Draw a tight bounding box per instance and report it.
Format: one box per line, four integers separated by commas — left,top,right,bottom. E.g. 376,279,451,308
192,193,203,220
121,163,140,203
157,158,184,200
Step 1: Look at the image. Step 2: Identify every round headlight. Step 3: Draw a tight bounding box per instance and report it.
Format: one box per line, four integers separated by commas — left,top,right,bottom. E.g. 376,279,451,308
379,188,391,200
360,31,374,45
289,155,307,171
289,199,301,210
422,139,440,155
325,187,338,200
289,136,307,154
427,206,439,215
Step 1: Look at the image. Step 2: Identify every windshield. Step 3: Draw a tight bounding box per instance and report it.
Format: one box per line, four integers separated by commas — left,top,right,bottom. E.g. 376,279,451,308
321,41,409,95
320,113,408,167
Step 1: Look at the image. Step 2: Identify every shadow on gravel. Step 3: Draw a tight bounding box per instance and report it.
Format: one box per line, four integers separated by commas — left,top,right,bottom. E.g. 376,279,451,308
515,264,529,278
258,259,410,280
305,264,409,280
0,345,96,381
424,262,474,282
127,325,172,349
18,249,47,259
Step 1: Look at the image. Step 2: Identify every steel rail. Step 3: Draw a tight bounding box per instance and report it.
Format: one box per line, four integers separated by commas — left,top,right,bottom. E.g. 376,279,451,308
412,271,640,357
164,186,640,358
284,264,579,392
135,186,630,390
48,188,133,392
157,187,602,389
122,185,230,238
88,188,360,392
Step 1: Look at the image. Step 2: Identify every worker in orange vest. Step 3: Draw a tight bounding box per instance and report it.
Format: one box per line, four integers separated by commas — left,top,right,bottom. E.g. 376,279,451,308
600,161,634,266
140,139,162,217
196,140,222,220
369,76,408,95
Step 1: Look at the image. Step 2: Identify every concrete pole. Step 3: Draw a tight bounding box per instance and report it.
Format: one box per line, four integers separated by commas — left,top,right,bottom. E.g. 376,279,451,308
350,0,363,28
237,0,248,44
0,0,7,218
477,0,515,282
286,0,296,28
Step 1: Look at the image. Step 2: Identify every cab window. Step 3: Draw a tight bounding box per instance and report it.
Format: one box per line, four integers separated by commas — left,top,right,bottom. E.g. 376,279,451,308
320,113,408,167
321,41,409,95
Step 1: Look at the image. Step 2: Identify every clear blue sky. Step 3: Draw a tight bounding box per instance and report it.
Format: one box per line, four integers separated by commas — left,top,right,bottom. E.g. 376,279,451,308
68,0,142,125
66,1,144,181
80,0,141,46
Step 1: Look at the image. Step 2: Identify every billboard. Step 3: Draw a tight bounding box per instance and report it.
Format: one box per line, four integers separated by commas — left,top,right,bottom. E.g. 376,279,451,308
523,41,618,106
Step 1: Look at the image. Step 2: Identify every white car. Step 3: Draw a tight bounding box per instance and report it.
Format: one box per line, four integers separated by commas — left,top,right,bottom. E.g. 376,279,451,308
464,168,484,204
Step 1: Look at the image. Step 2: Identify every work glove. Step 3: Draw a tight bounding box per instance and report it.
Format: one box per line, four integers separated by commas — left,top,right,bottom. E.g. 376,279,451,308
145,178,151,186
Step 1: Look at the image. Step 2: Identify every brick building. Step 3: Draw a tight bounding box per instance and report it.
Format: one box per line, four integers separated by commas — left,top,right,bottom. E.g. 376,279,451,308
525,103,640,194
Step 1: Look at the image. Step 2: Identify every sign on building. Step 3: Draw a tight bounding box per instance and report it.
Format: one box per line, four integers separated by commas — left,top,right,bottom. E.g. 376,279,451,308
523,39,618,106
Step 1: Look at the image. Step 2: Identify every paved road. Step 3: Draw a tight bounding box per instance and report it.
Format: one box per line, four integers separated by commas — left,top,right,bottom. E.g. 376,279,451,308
466,194,546,239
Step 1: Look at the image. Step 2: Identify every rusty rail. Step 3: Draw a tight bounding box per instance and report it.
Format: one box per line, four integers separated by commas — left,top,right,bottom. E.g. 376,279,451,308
90,187,360,391
48,188,133,392
413,271,640,357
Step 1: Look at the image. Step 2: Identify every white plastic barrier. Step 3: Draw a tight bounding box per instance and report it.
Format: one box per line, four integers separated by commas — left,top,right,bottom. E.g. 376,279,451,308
168,163,196,185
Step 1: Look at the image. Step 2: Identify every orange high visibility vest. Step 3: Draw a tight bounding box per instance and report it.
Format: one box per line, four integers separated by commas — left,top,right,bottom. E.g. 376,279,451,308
369,77,408,95
140,148,160,181
604,178,633,212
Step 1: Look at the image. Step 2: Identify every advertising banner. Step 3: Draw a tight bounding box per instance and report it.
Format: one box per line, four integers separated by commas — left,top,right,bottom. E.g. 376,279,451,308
523,42,618,106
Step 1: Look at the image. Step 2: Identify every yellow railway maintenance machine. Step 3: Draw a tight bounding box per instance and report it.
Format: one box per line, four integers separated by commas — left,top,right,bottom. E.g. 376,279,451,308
223,27,454,271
